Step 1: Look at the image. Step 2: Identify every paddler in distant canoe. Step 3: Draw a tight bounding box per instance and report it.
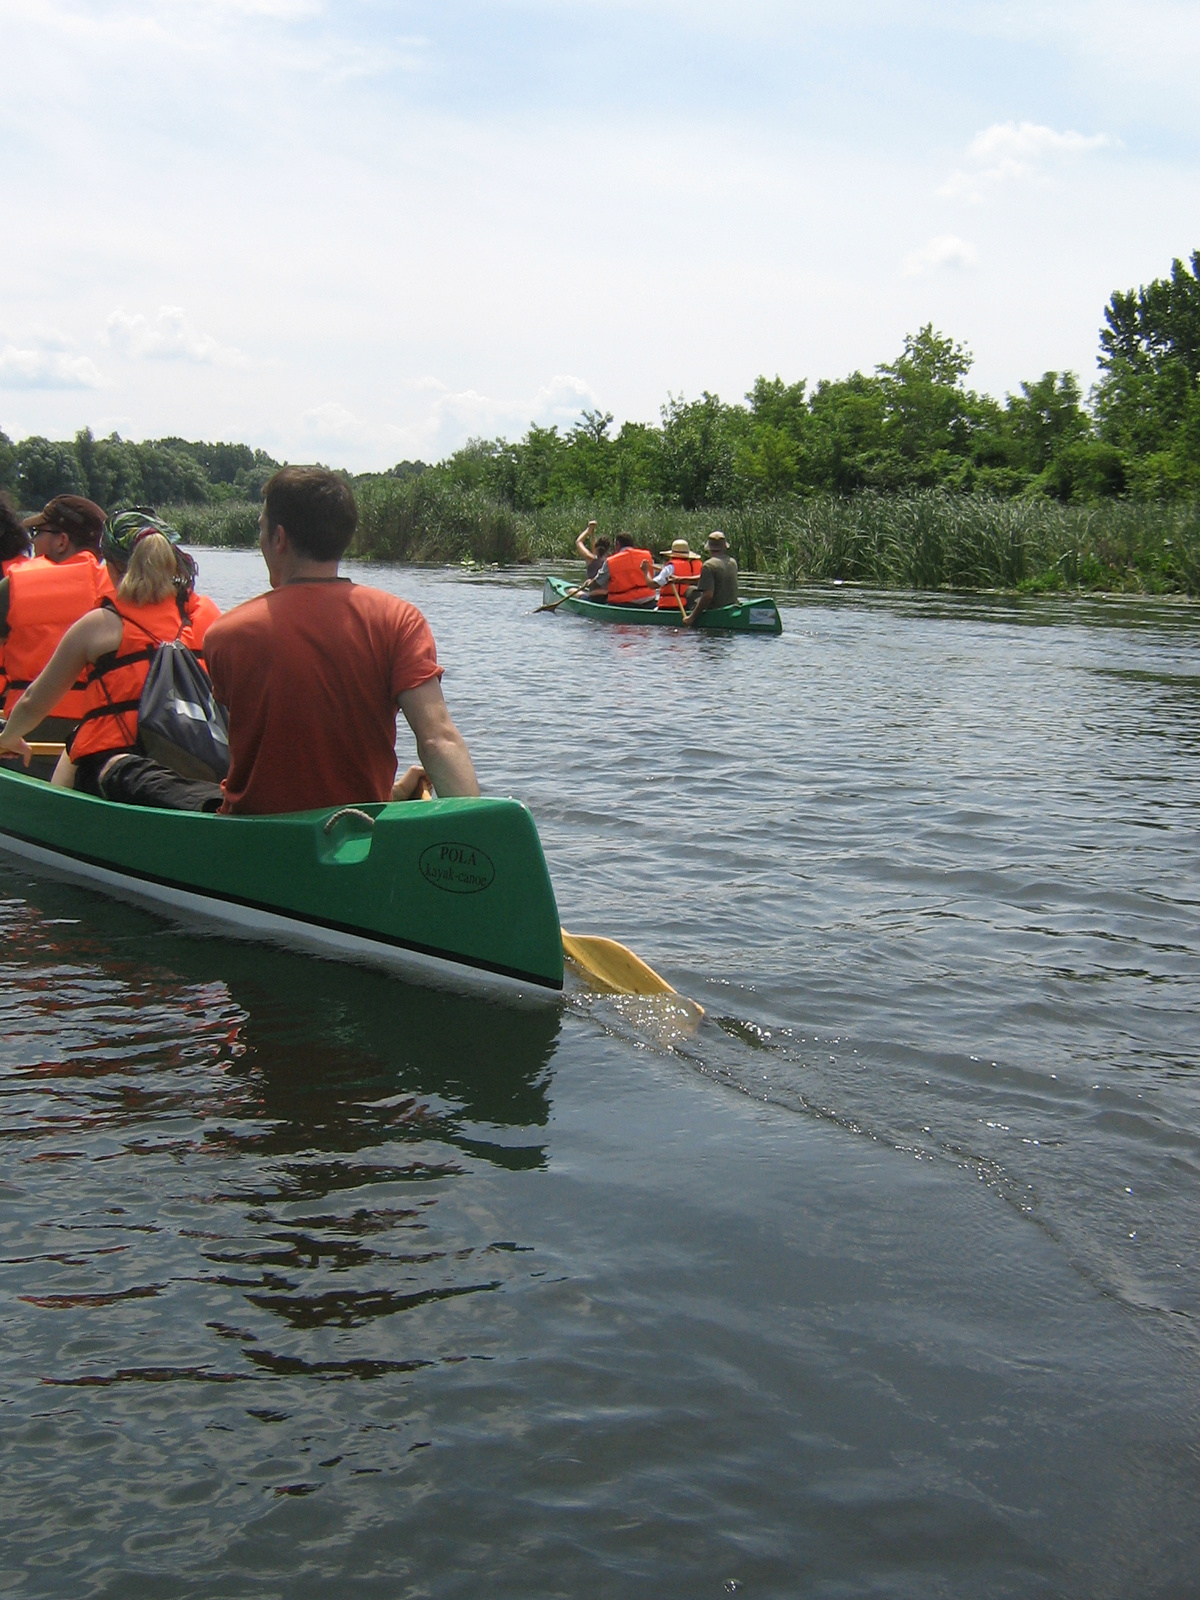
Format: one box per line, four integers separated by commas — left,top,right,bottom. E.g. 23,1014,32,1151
683,530,739,626
574,519,612,584
578,530,658,608
640,537,704,617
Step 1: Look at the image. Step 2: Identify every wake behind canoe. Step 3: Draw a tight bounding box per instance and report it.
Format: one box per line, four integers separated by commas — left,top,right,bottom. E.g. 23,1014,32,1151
0,765,565,1002
540,577,782,634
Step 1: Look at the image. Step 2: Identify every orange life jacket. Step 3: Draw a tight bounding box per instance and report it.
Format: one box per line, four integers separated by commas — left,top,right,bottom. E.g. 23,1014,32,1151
68,595,189,763
182,591,221,663
1,555,31,577
605,545,656,606
1,552,115,720
655,556,703,609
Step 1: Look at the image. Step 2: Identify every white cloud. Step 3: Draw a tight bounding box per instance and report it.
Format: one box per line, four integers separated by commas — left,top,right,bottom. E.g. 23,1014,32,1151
295,376,606,469
939,121,1111,201
904,235,978,276
102,307,245,366
299,402,414,464
409,376,603,459
0,334,103,390
531,374,601,424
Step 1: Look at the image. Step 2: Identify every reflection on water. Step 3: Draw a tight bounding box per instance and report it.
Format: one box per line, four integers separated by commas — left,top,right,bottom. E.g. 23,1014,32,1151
1,875,559,1388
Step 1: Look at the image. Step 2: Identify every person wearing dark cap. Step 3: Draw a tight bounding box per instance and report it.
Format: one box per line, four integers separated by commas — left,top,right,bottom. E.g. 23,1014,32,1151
684,529,739,626
0,511,224,810
25,494,108,564
0,494,113,741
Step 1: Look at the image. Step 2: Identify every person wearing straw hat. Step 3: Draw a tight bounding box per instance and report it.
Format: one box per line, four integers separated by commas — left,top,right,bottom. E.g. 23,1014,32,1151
641,537,704,615
683,530,739,626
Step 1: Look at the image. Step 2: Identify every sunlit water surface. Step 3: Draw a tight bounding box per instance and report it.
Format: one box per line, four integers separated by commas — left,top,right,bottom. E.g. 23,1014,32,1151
2,550,1198,1597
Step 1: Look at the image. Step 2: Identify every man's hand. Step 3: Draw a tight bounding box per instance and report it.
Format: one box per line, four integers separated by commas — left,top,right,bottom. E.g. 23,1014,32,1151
392,764,433,801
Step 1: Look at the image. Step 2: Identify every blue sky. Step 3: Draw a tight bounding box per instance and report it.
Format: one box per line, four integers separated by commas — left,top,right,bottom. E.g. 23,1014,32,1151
1,0,1197,469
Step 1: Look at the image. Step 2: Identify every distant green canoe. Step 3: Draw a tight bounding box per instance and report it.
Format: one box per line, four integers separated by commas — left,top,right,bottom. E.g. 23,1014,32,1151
541,577,783,635
0,766,564,1001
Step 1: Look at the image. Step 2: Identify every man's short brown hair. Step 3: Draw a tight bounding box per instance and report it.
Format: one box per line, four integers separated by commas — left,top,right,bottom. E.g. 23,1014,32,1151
262,467,357,562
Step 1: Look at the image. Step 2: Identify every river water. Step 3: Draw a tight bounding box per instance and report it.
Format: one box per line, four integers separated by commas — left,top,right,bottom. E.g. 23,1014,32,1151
2,549,1198,1597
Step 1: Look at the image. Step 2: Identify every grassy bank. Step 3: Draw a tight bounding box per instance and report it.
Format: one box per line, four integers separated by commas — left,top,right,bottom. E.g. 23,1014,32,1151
169,485,1200,597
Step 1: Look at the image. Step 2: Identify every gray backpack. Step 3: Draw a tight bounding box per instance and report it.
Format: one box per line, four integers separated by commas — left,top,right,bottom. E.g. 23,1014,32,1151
136,637,230,782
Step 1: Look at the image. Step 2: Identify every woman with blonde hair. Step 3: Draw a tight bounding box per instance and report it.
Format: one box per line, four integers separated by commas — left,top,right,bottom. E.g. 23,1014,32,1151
0,511,224,809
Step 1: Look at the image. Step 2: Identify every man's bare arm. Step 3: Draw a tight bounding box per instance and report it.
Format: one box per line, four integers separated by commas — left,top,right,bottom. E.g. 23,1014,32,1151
684,587,713,627
396,678,481,798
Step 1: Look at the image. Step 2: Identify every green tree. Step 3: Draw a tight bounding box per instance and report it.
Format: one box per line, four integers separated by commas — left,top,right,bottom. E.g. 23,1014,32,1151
876,325,980,485
656,392,744,507
14,437,87,506
610,422,659,502
1095,250,1200,492
75,429,147,508
556,411,617,501
805,373,889,492
737,377,808,497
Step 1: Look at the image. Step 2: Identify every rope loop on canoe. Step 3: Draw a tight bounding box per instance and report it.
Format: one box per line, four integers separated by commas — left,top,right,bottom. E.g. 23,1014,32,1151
322,807,377,835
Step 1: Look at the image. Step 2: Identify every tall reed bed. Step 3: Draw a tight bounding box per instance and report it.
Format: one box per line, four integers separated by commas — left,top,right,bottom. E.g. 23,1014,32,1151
165,501,261,547
170,483,1200,596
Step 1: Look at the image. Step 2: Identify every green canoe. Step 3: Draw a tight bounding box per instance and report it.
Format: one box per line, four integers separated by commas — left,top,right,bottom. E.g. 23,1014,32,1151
0,765,564,1001
541,576,783,634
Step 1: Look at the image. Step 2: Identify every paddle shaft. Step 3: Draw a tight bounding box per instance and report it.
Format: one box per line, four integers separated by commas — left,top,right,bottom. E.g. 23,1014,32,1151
534,584,588,614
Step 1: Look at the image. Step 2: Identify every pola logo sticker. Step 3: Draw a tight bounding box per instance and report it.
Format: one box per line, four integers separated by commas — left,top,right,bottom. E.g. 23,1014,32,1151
418,842,496,895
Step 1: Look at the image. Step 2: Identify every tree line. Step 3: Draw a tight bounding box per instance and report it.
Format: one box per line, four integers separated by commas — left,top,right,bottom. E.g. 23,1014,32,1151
0,430,278,512
2,251,1197,513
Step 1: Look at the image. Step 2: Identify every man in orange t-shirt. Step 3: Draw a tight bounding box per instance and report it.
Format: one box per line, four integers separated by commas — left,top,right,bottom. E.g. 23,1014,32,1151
205,467,479,816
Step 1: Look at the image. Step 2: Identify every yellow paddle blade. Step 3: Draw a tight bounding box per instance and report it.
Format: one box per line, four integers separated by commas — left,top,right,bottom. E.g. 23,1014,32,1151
561,930,677,997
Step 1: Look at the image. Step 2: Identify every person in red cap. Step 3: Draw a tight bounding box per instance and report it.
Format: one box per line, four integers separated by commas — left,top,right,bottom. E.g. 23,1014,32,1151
0,495,114,743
